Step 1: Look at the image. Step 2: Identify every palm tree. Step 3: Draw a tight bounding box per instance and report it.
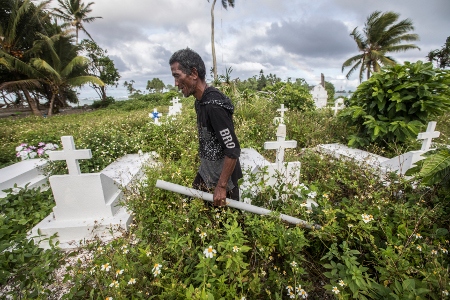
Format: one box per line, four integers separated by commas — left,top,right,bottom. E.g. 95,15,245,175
53,0,102,44
0,0,52,116
1,32,104,116
342,11,420,82
208,0,234,81
31,33,103,116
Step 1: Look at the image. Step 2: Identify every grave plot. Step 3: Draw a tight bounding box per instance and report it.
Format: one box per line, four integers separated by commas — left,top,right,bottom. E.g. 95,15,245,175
317,121,442,176
29,136,158,249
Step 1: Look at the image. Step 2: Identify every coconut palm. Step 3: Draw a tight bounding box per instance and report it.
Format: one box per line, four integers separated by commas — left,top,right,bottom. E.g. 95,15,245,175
0,0,52,115
1,32,104,116
53,0,102,44
208,0,234,81
31,33,103,116
342,11,420,82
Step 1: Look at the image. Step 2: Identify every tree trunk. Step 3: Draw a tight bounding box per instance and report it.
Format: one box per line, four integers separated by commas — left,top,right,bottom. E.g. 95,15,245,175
211,0,217,81
101,85,107,100
48,93,55,117
23,88,42,116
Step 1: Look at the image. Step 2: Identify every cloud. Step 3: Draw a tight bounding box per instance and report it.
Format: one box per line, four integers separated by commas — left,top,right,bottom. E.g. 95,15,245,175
264,19,355,58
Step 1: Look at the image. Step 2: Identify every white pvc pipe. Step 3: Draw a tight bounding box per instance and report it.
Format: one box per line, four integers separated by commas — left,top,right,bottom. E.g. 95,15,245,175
155,180,320,229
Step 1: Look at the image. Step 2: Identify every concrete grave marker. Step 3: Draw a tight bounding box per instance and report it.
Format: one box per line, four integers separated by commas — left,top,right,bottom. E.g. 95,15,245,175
30,136,155,249
274,104,288,125
333,98,344,116
418,121,440,151
311,84,328,108
0,159,48,198
48,136,91,175
150,108,163,125
168,97,182,118
264,124,297,168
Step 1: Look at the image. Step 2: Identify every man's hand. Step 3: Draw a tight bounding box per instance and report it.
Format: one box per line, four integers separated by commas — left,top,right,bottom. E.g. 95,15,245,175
213,185,227,206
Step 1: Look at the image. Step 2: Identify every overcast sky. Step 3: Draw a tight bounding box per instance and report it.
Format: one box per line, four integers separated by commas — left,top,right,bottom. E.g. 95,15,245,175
70,0,450,98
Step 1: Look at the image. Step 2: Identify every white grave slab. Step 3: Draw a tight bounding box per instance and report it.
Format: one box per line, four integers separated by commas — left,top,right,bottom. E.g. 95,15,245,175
30,136,156,249
317,121,441,175
311,85,328,108
0,159,48,198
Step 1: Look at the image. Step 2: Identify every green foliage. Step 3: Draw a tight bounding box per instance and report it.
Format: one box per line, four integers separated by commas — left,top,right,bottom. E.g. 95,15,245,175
325,81,336,105
91,95,115,108
342,10,420,82
0,89,449,298
264,81,315,112
146,78,165,93
340,61,450,148
0,185,62,297
427,36,450,69
406,148,450,188
80,39,121,99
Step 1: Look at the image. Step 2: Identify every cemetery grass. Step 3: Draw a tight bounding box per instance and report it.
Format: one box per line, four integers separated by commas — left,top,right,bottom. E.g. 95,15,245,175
0,97,449,299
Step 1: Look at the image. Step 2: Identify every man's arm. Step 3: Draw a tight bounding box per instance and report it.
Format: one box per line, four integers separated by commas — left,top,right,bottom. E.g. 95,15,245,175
213,156,237,206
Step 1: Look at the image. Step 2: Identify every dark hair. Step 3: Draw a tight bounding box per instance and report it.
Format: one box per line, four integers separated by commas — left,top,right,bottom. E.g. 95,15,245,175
169,48,206,81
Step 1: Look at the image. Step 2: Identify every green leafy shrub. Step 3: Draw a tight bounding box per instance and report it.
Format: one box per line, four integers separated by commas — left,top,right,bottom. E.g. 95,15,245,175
264,81,315,112
341,61,450,148
0,92,449,299
0,186,62,298
91,96,116,109
406,147,450,189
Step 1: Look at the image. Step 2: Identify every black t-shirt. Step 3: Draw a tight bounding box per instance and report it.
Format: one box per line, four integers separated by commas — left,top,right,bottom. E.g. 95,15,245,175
195,87,242,190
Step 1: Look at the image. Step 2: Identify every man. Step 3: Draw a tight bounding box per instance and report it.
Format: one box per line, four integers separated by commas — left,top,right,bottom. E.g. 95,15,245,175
169,48,242,206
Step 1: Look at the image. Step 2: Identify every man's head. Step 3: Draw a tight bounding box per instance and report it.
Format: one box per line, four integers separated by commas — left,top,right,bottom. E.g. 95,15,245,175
169,48,206,80
169,48,207,99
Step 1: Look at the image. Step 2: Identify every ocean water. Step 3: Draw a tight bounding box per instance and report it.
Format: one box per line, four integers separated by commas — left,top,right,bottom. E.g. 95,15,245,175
73,86,131,106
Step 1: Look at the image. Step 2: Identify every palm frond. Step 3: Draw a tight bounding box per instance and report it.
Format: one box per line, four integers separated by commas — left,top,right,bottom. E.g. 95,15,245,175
417,149,450,186
66,75,104,87
61,56,89,77
0,79,42,92
31,58,61,80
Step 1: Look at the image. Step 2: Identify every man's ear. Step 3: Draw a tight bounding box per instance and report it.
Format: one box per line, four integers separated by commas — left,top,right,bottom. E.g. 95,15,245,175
190,67,199,79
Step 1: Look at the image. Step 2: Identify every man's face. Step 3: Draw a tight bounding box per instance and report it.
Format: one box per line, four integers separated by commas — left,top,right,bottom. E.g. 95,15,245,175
170,62,196,97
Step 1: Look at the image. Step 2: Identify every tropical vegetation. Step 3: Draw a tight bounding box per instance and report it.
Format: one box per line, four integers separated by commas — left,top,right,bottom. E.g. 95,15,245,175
427,36,450,69
340,60,450,149
53,0,102,44
0,0,112,115
0,70,449,298
342,11,420,82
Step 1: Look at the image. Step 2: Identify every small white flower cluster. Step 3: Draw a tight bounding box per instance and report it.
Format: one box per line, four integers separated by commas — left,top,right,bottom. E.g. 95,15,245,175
152,263,162,277
286,285,308,298
15,142,58,160
361,213,374,223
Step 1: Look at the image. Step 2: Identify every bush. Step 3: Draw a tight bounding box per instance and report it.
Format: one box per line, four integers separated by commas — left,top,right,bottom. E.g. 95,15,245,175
264,81,315,112
91,96,116,109
340,61,450,148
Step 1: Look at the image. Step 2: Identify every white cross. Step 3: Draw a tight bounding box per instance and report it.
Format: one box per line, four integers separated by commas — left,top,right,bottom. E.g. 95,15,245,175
171,97,180,106
150,108,162,124
48,136,92,175
333,98,344,116
264,124,297,167
417,121,440,151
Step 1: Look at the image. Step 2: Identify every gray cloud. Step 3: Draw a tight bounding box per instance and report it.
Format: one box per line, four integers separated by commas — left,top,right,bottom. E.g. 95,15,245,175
264,19,355,58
